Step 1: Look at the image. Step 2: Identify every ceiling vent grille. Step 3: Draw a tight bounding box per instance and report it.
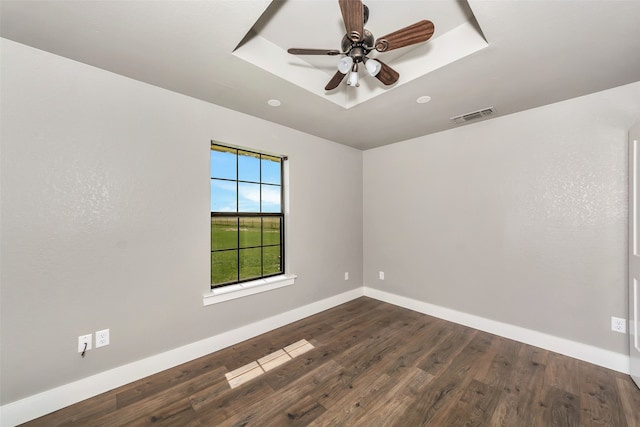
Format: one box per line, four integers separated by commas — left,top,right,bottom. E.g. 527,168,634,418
450,107,496,124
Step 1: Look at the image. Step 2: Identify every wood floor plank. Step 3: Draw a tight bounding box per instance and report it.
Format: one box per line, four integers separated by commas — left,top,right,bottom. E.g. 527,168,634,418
580,364,628,426
545,350,581,396
616,375,640,427
489,342,548,426
541,386,581,427
20,297,640,427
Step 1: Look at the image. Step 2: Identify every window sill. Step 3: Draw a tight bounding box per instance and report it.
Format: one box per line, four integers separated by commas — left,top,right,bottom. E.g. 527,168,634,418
203,274,297,306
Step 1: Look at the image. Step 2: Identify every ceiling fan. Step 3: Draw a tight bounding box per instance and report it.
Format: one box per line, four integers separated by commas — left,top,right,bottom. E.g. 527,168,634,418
287,0,435,90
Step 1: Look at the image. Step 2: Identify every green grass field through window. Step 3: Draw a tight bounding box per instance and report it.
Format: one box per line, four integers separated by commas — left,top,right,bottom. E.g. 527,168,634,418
211,217,282,286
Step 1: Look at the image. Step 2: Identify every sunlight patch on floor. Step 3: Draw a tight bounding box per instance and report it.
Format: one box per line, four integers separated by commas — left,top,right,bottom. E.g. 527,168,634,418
225,339,315,388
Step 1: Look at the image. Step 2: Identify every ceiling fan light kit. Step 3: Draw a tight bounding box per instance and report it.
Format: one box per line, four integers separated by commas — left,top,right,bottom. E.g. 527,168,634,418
287,0,435,91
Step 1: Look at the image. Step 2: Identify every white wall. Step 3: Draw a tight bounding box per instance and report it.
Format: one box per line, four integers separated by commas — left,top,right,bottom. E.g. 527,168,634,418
0,38,363,405
364,81,640,354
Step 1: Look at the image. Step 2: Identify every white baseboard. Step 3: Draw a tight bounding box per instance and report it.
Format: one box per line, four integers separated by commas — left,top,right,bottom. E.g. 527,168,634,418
0,287,364,427
364,286,630,374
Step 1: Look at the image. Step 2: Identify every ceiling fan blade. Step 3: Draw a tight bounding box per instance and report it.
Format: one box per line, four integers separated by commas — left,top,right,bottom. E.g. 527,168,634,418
374,59,399,86
375,20,435,52
325,70,346,91
339,0,364,42
288,48,341,56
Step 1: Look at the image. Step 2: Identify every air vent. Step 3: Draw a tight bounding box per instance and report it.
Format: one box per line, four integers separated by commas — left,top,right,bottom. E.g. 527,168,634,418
451,107,496,124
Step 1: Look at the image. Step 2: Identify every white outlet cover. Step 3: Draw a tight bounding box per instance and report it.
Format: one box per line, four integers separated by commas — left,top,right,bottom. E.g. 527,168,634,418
95,329,110,348
344,272,349,280
611,317,626,333
379,271,385,280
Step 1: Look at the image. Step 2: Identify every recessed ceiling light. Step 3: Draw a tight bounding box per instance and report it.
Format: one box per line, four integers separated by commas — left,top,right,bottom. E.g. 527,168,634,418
416,96,431,104
267,99,281,107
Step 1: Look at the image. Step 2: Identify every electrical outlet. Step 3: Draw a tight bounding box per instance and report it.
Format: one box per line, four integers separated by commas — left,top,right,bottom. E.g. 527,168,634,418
78,334,92,353
96,329,110,348
611,317,626,334
379,271,385,280
344,272,349,280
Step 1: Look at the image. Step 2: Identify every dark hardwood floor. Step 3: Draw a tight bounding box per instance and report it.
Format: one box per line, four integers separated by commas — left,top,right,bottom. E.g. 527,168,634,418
23,297,640,426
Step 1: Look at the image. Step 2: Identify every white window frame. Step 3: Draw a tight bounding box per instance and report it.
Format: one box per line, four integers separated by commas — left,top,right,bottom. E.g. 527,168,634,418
203,146,295,306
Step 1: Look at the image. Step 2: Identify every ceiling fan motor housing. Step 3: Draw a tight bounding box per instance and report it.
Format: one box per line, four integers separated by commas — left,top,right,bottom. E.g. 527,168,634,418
341,29,374,63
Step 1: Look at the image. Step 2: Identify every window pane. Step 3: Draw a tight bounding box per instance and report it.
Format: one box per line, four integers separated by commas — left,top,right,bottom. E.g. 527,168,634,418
239,217,261,248
238,182,260,212
211,179,236,212
211,217,238,250
263,245,282,275
262,156,281,185
262,217,281,245
240,248,262,281
238,150,260,183
210,146,236,180
211,250,238,285
261,184,281,213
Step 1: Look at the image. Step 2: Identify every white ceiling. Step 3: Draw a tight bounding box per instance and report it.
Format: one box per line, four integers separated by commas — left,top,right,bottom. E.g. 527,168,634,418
2,0,640,150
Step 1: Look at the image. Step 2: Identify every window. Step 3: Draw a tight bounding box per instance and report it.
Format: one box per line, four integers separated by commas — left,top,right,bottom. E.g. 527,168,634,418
210,143,285,289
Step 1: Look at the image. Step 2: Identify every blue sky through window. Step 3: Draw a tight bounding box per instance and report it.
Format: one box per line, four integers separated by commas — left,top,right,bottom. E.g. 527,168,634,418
210,150,235,180
210,146,281,213
238,151,260,182
261,158,280,185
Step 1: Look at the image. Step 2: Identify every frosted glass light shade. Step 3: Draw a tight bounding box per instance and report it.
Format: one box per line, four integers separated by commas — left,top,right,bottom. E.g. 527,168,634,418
337,56,353,74
365,59,382,76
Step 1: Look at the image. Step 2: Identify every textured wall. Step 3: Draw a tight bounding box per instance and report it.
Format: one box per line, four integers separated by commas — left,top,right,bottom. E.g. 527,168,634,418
0,39,363,404
363,82,640,354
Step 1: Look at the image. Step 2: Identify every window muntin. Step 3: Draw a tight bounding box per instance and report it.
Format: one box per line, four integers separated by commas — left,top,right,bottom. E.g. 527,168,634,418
210,143,284,289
